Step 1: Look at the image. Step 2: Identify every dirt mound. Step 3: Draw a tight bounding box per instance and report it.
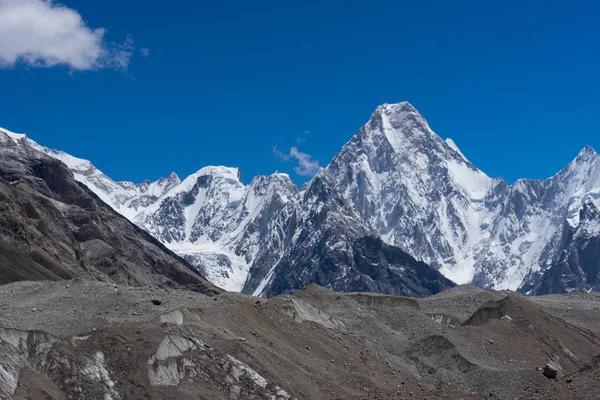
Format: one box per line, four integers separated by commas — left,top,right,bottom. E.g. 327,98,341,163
418,284,509,324
405,335,477,374
426,313,461,326
530,291,600,333
345,292,419,309
280,297,346,330
462,296,510,326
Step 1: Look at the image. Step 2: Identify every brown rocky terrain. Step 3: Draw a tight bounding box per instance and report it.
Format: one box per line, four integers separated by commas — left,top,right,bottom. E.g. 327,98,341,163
2,280,600,399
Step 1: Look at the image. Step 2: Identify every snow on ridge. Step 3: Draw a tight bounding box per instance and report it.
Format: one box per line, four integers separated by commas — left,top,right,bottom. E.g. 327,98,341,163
445,138,467,161
0,127,26,142
43,148,95,172
196,166,241,181
0,127,93,172
322,103,600,292
446,160,493,201
0,125,294,293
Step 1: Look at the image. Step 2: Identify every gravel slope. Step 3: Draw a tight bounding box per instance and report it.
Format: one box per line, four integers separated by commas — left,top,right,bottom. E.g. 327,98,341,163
2,281,600,399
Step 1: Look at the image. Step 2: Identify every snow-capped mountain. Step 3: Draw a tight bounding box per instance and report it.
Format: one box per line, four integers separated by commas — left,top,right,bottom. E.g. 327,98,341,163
2,101,599,296
324,102,495,285
323,103,600,291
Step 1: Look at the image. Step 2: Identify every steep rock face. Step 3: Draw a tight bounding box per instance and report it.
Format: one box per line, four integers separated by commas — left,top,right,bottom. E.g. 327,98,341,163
130,169,299,291
244,173,455,297
522,202,600,295
0,130,219,295
5,127,300,292
36,144,180,221
163,171,299,291
478,147,600,291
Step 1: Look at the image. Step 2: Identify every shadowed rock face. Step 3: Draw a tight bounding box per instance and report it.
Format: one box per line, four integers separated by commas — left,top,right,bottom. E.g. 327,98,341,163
248,174,456,298
0,132,219,295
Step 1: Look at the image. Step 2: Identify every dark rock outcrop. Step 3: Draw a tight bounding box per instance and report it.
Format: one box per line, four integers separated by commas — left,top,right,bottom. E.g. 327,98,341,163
248,173,455,297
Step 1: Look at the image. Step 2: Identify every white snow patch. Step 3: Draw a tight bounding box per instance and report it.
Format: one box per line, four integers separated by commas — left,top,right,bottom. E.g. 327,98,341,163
446,160,492,201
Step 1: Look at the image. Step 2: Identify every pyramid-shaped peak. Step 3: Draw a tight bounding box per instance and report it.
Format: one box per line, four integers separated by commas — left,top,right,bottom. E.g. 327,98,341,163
375,101,419,115
568,145,599,168
368,101,430,131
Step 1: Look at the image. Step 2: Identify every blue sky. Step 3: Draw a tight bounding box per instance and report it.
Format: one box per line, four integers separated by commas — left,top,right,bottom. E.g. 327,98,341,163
0,0,599,185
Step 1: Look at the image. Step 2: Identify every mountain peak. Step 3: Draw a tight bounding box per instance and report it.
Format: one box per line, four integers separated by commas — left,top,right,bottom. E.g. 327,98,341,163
248,171,294,190
357,101,436,153
270,171,291,180
578,145,597,158
563,146,599,173
372,102,421,121
195,166,241,182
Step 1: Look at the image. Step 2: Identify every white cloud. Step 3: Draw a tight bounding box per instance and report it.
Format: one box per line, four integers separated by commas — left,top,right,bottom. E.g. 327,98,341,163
140,48,150,58
274,146,321,177
0,0,134,70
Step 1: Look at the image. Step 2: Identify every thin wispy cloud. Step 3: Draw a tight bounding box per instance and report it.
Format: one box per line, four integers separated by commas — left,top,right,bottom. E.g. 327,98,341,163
0,0,134,71
106,34,135,70
274,146,321,177
140,48,151,58
295,130,310,144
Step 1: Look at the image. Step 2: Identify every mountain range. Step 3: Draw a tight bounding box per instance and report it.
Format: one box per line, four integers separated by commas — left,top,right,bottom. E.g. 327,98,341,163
2,101,599,296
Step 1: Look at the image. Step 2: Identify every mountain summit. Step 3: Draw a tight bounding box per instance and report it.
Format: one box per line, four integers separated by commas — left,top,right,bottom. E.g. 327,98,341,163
2,102,599,296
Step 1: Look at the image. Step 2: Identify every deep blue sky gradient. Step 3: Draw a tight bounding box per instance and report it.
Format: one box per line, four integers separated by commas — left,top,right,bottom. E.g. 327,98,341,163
1,0,599,185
